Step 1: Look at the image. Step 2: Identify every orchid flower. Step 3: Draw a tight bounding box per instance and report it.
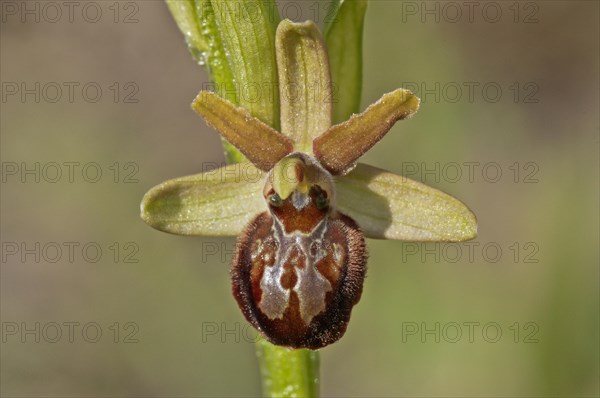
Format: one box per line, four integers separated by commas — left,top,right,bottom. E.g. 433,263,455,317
140,20,477,349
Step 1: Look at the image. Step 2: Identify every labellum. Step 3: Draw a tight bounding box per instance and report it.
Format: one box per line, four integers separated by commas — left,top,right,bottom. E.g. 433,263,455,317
140,20,477,349
232,153,367,349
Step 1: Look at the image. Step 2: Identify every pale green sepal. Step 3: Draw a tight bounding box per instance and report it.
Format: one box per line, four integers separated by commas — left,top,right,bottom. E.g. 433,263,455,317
192,91,293,171
276,20,333,153
336,163,478,242
141,163,267,236
314,88,420,175
324,0,368,124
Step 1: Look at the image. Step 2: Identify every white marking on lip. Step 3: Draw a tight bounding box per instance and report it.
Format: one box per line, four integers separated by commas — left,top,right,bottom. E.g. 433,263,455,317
258,262,289,319
257,234,289,320
260,210,333,324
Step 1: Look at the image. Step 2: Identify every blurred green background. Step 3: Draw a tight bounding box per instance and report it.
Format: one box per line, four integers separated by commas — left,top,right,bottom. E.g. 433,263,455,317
1,1,598,396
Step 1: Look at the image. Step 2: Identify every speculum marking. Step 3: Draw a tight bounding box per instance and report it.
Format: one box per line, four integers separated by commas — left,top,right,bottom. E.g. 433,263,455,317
258,222,333,325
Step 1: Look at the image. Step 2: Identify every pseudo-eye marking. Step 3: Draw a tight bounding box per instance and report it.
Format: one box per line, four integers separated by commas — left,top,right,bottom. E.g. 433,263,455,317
232,153,367,349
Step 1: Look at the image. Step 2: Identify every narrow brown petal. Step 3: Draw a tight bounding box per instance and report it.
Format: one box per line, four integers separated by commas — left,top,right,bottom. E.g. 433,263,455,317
314,89,420,175
192,91,293,171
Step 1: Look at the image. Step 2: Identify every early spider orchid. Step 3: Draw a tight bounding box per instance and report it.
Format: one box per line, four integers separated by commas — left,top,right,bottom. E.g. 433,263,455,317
141,20,477,349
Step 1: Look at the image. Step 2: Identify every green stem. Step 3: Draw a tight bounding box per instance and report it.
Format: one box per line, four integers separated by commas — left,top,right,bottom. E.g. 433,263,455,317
256,337,320,398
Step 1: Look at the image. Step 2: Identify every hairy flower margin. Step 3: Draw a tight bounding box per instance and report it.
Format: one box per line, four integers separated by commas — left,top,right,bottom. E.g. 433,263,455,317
141,20,476,246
